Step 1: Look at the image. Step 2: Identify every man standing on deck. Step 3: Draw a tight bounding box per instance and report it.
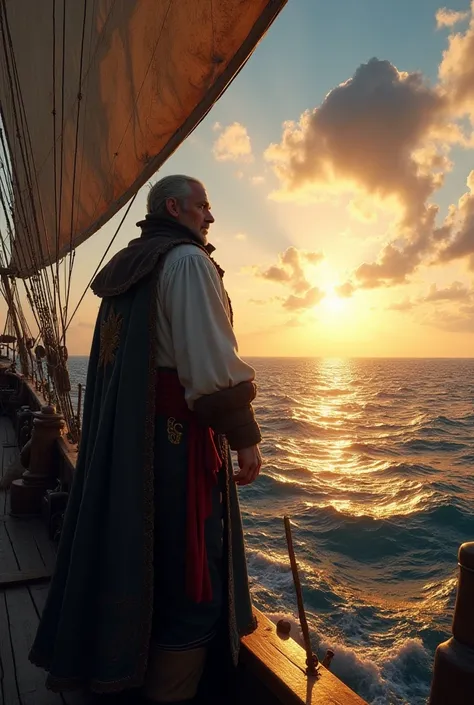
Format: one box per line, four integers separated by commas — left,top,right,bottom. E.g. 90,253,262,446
29,175,262,704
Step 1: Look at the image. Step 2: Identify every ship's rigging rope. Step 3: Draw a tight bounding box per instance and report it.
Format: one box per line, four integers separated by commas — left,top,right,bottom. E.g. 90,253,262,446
0,0,134,443
65,192,137,332
0,0,76,436
0,0,176,443
64,0,88,329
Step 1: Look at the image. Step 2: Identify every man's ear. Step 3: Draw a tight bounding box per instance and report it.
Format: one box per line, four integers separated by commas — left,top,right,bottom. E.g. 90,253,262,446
165,197,179,218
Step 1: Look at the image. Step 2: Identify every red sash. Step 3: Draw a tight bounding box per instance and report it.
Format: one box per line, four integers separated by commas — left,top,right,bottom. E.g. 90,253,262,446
155,369,220,603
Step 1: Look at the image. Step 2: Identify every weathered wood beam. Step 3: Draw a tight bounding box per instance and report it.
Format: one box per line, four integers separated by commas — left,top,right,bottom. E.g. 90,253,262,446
241,609,368,705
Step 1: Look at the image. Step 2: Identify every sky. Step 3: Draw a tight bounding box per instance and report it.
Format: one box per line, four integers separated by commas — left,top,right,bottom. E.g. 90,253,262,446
24,0,474,356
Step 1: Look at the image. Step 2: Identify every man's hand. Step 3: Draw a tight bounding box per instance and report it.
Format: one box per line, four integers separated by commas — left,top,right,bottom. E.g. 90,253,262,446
234,445,262,486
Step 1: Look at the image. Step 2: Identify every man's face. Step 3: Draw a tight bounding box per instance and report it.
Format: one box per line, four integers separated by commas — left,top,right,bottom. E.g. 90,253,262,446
167,181,215,244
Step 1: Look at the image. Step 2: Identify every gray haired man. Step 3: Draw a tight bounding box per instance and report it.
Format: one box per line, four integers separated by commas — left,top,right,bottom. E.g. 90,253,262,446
29,174,262,705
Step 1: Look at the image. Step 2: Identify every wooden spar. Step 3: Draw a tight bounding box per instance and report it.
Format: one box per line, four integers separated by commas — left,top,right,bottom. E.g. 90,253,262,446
284,515,319,676
0,273,29,376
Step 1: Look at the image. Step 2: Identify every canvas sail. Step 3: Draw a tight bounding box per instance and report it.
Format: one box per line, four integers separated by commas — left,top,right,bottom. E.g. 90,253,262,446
0,0,285,277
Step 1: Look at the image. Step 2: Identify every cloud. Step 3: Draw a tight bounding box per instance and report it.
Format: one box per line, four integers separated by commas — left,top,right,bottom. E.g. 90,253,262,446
264,50,474,290
348,197,378,223
304,251,325,265
336,282,355,298
425,303,474,332
437,170,474,263
265,59,451,217
424,280,473,301
436,7,470,28
235,232,247,241
283,287,325,310
354,238,429,288
256,246,324,294
438,2,474,116
265,58,468,287
388,299,415,311
387,281,473,313
249,296,284,305
213,122,253,163
251,175,265,185
253,247,325,310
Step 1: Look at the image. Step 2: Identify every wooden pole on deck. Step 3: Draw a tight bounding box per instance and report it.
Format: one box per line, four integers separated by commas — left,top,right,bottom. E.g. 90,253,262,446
284,515,318,676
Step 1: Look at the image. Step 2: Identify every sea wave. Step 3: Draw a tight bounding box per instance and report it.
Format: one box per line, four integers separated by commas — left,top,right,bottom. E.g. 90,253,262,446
68,355,474,705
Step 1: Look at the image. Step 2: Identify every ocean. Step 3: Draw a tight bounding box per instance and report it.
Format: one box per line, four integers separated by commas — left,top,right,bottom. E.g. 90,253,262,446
68,356,474,705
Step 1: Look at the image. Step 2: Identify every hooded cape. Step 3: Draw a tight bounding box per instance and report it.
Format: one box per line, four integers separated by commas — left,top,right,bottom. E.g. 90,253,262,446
29,218,255,693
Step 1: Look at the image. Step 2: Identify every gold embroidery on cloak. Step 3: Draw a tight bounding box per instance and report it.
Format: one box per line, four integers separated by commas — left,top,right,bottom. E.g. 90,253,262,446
99,309,122,367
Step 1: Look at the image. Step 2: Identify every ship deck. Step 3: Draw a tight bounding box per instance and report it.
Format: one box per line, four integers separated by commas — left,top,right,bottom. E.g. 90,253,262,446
0,410,367,705
0,416,91,705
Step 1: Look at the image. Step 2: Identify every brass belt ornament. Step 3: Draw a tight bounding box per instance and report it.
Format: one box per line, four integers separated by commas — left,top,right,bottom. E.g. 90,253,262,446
167,417,183,444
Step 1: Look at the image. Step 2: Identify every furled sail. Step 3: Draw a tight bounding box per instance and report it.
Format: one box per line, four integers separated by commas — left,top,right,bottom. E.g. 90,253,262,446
0,0,286,277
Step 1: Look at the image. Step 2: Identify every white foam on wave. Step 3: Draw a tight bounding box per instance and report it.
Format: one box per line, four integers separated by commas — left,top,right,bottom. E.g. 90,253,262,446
264,612,431,705
247,550,295,594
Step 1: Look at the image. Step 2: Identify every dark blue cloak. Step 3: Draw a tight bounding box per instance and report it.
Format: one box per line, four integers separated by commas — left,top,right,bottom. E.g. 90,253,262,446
29,224,256,693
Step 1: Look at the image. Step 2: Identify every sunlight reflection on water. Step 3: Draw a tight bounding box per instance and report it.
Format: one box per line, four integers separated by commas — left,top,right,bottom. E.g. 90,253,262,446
243,357,474,705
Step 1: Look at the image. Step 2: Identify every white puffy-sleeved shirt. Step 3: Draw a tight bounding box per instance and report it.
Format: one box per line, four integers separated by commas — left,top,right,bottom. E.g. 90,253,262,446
156,243,255,409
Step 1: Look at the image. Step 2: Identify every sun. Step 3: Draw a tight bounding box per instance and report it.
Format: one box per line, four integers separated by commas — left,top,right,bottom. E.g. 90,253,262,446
320,291,346,314
317,286,348,315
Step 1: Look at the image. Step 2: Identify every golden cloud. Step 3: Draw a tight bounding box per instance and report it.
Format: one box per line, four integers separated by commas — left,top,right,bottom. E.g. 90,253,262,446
424,281,473,301
424,304,474,332
264,59,452,220
253,246,325,310
213,122,254,163
436,7,470,28
263,8,474,291
387,281,473,313
438,2,474,115
283,287,325,310
437,170,474,263
388,299,415,312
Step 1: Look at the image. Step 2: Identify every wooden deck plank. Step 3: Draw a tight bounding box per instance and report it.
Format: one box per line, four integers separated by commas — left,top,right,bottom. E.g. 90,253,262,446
29,584,50,618
0,590,21,705
4,518,45,574
5,586,63,705
0,522,18,574
29,520,57,574
241,609,367,705
2,491,11,519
